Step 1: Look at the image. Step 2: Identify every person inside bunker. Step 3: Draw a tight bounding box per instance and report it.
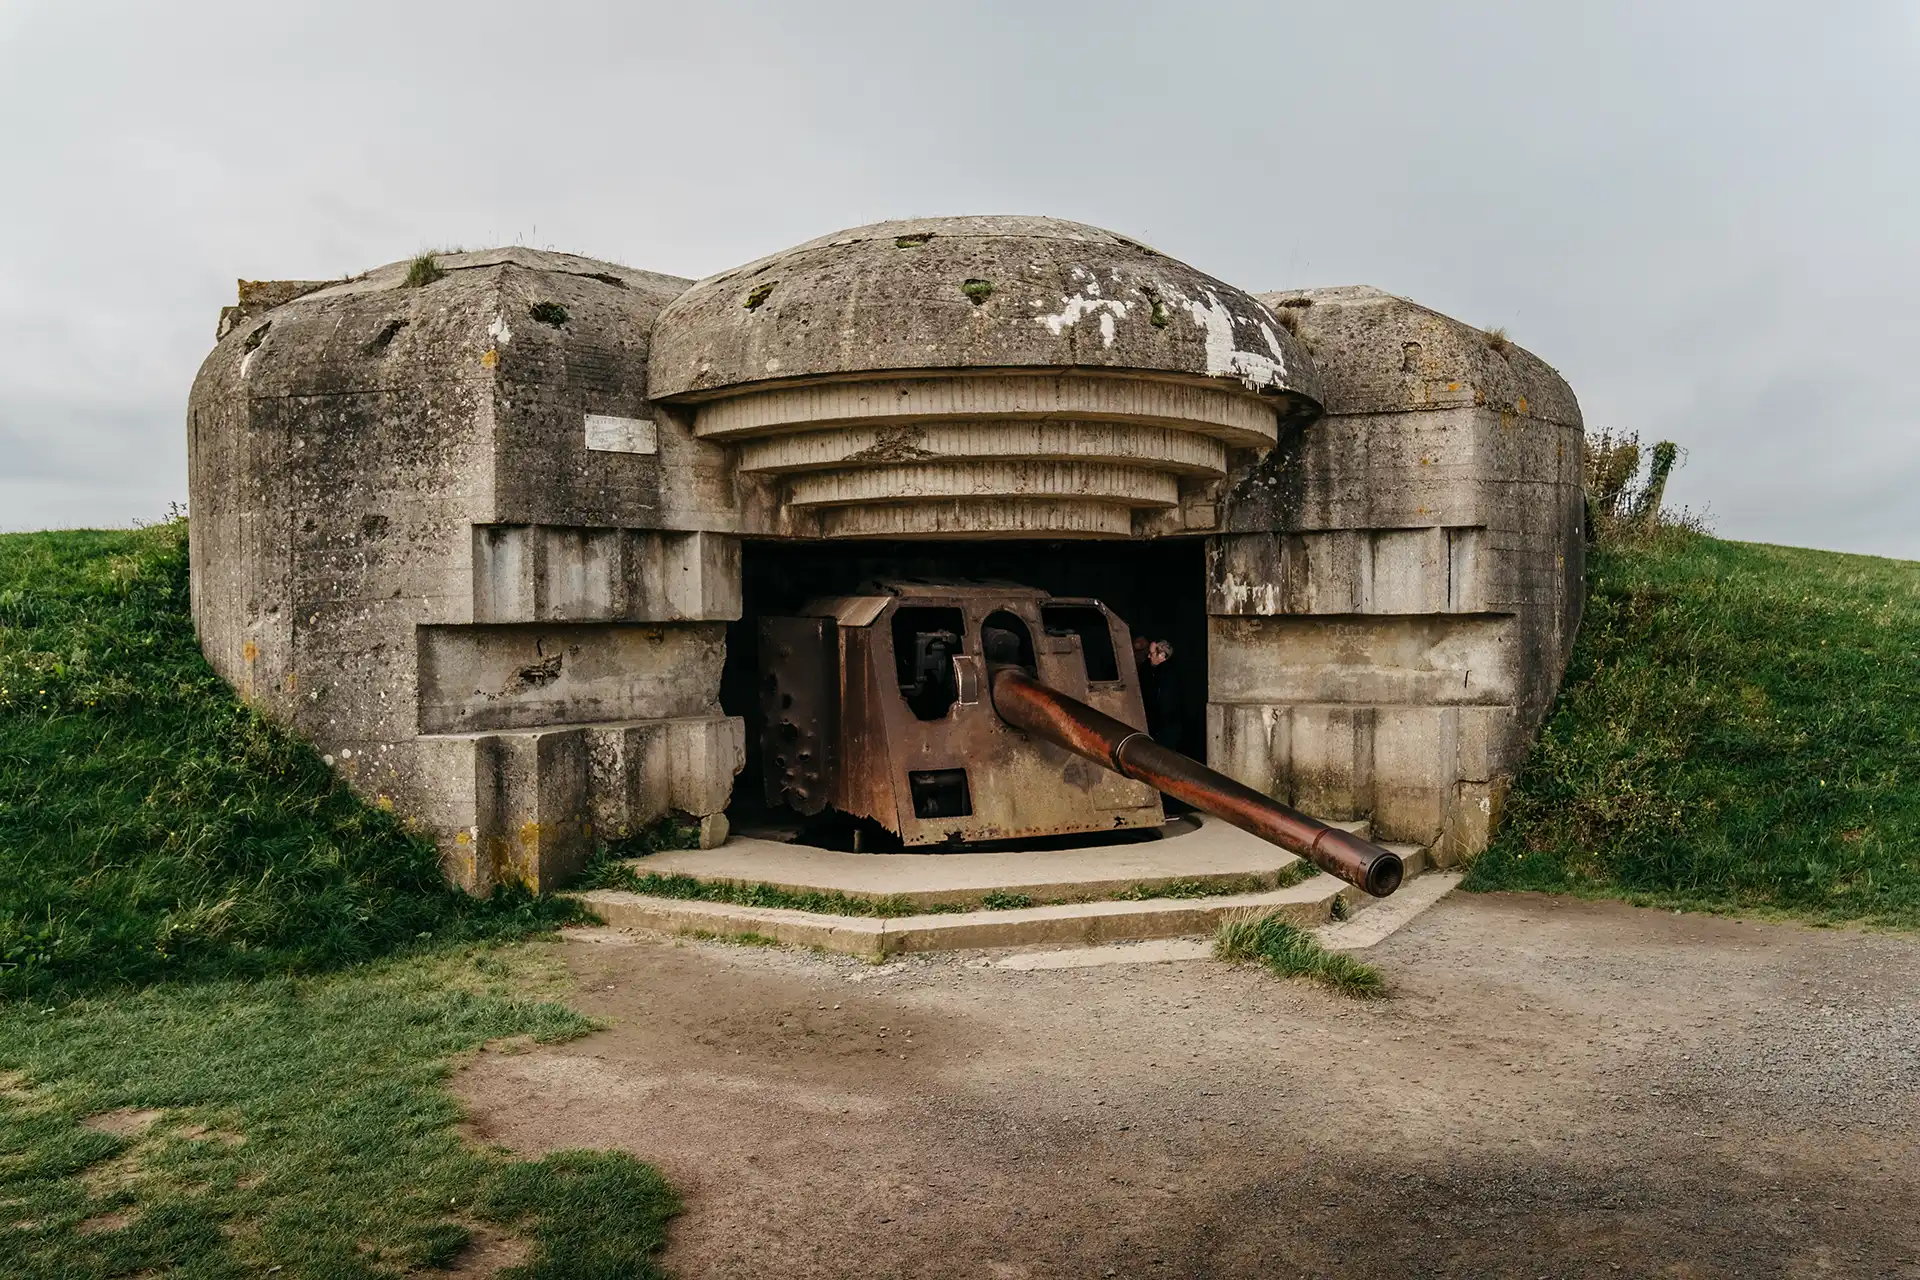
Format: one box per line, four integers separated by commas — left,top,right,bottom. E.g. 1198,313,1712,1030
1132,635,1187,757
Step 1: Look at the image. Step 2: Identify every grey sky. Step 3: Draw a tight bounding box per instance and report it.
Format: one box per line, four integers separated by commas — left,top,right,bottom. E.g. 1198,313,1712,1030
3,0,1915,557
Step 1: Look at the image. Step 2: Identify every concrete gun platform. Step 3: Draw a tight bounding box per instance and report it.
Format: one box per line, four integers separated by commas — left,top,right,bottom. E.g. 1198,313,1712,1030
571,815,1429,958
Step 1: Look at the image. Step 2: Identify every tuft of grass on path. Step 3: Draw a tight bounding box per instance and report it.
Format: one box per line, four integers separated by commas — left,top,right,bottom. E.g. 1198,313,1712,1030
0,521,579,1002
1468,530,1920,926
0,941,676,1279
1213,910,1385,998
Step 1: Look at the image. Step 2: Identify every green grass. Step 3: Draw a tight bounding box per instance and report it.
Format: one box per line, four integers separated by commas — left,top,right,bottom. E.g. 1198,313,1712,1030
1468,530,1920,926
582,860,1280,917
1272,859,1321,889
600,814,704,859
402,253,444,288
580,864,930,917
1212,911,1384,998
0,944,676,1278
1113,876,1255,901
0,521,577,1002
0,524,675,1276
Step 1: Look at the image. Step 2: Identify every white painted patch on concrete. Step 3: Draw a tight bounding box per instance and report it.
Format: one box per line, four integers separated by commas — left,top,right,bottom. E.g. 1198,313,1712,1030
1257,319,1290,363
488,313,513,345
1260,703,1284,745
1172,288,1288,391
1215,571,1281,615
1315,872,1462,951
585,414,659,454
1036,293,1132,343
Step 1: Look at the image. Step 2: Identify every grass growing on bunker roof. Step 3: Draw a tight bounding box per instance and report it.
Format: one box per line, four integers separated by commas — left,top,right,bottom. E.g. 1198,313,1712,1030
1468,529,1920,927
1213,911,1384,999
402,253,445,288
0,520,580,1003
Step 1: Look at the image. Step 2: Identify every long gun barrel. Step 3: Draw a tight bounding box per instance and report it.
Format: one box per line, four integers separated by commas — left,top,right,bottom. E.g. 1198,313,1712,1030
989,667,1405,898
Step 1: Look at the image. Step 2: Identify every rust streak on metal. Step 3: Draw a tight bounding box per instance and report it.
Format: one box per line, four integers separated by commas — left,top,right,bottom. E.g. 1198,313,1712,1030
988,667,1404,897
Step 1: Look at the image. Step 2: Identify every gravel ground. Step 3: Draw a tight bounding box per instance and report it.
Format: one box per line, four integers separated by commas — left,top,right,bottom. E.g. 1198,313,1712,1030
457,892,1920,1278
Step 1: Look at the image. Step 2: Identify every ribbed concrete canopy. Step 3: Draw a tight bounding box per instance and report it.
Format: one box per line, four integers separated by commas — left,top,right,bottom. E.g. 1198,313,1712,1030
646,216,1323,539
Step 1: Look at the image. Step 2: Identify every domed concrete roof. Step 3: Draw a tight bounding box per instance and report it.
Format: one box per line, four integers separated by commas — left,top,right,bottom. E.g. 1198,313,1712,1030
1257,286,1581,427
648,215,1322,413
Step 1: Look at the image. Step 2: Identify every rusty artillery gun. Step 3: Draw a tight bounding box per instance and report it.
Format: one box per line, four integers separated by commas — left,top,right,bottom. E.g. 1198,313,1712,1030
758,581,1403,898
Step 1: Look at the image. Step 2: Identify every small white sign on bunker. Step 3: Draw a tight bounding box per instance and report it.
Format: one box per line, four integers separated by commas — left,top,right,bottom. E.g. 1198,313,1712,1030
584,414,658,454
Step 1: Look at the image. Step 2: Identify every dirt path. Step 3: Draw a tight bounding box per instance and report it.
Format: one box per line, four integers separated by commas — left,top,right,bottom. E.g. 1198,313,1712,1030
456,894,1920,1278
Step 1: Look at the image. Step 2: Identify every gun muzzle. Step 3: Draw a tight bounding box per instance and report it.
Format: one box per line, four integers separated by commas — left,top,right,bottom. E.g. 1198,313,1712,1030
989,667,1404,898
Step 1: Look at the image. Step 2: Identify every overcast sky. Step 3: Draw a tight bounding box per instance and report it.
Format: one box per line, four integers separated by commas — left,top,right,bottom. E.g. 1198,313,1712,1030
2,0,1915,557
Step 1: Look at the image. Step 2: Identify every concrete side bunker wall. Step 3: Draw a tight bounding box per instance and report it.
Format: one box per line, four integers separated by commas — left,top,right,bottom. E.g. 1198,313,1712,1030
1205,288,1584,863
188,250,748,893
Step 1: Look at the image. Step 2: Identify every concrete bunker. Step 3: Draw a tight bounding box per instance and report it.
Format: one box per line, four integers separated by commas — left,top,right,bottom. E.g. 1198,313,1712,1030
186,218,1585,894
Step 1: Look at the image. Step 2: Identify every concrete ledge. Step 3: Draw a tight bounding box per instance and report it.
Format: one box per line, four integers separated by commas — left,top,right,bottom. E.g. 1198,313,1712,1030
617,814,1372,909
574,848,1426,959
574,893,890,956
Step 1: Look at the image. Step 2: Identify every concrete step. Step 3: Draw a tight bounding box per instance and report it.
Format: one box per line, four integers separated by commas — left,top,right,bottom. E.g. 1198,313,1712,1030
1314,869,1460,950
989,872,1463,970
574,837,1428,959
610,814,1378,912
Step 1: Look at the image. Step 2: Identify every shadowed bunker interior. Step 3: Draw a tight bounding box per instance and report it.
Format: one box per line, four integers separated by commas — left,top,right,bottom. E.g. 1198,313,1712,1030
723,537,1209,836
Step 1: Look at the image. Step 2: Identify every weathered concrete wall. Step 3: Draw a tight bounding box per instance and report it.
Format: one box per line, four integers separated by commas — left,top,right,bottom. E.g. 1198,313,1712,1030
188,249,746,893
1207,286,1585,863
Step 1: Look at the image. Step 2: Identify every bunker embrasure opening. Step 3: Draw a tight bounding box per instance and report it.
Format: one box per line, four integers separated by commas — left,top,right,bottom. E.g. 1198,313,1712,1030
722,537,1211,850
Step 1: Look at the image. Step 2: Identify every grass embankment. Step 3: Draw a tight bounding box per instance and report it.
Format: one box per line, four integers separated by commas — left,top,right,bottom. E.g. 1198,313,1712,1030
0,522,579,998
0,523,674,1278
1468,530,1920,927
